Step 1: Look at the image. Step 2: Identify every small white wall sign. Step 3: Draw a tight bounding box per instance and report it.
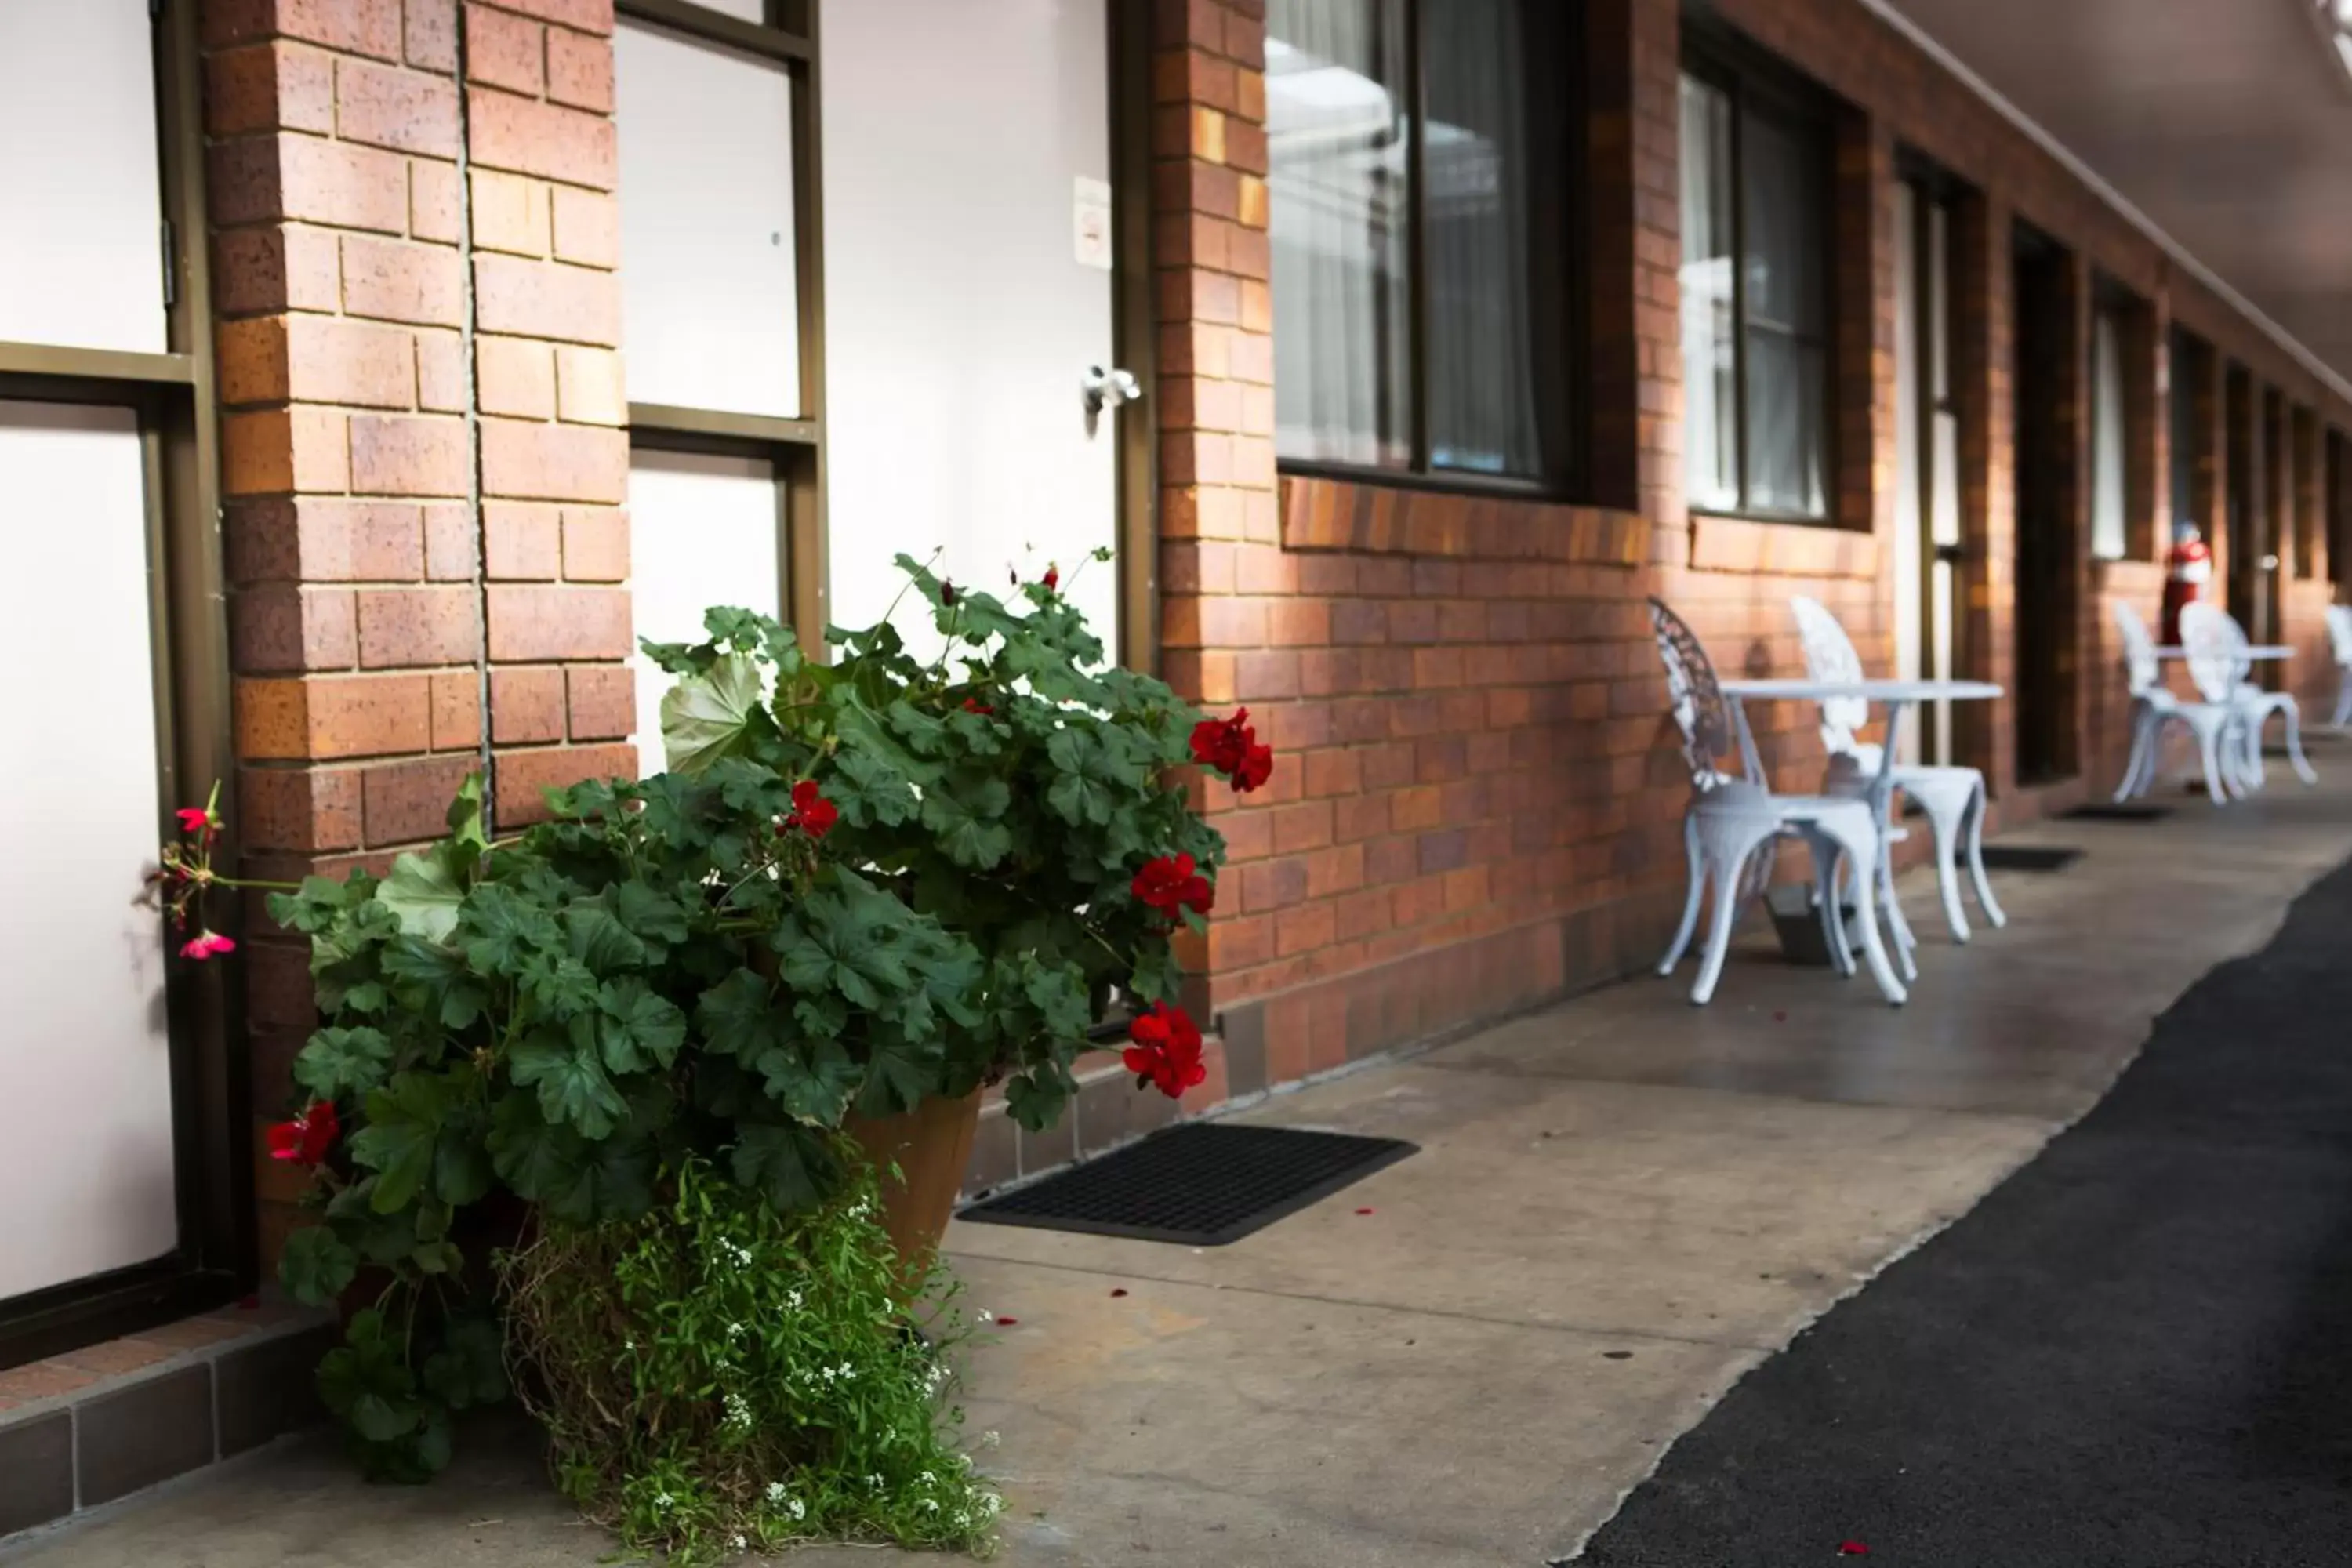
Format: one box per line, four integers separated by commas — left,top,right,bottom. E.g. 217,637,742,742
1073,176,1113,270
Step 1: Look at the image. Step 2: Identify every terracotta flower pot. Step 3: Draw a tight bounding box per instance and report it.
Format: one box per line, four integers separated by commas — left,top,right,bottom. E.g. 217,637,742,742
843,1090,982,1280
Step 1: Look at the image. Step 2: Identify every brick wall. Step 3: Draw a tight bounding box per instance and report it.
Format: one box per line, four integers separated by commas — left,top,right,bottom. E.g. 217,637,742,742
201,0,629,1262
1169,0,2352,1091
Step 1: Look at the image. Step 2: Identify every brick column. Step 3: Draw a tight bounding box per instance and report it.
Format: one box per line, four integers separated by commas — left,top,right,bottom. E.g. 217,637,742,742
205,0,479,1262
1951,191,2011,790
1148,0,1280,1022
462,0,636,824
203,0,631,1262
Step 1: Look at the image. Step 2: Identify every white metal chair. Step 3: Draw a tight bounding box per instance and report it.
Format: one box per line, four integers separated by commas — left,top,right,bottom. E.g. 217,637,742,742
2328,604,2352,728
2176,602,2261,803
2211,608,2317,790
1790,597,2003,949
2111,600,2237,804
1649,598,1907,1008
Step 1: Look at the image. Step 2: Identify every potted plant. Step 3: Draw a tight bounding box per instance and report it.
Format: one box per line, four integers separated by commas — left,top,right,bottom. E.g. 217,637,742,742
154,555,1271,1556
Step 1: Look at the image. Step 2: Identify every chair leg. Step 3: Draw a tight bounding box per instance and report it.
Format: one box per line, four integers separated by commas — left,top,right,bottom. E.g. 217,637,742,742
2114,710,2149,803
1963,781,2006,929
1922,789,1970,943
2195,718,2230,805
2332,672,2352,728
1809,834,1855,978
2278,700,2318,786
1876,841,1918,982
1658,813,1704,976
1690,822,1772,1007
1824,820,1906,1007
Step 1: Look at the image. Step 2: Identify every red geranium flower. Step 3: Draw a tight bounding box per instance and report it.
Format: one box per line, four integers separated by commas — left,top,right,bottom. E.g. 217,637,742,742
1123,1002,1207,1099
1043,564,1060,593
961,697,995,717
1189,707,1276,793
1131,853,1212,919
179,931,236,961
175,805,213,836
1231,739,1274,793
780,779,839,840
267,1101,339,1167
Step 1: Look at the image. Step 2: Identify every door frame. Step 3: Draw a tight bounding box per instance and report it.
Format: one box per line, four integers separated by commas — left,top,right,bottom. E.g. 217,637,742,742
0,0,245,1370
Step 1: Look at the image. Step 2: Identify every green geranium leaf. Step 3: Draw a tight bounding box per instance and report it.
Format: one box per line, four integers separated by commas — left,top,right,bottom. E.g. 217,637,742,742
564,891,648,975
489,1094,659,1224
593,977,688,1074
612,880,691,950
754,1036,862,1126
348,1070,487,1213
292,1025,393,1102
509,1030,625,1138
662,650,764,775
695,968,790,1064
921,775,1014,869
731,1120,840,1214
421,1313,507,1410
379,935,487,1030
856,1031,939,1118
278,1225,358,1306
379,848,465,942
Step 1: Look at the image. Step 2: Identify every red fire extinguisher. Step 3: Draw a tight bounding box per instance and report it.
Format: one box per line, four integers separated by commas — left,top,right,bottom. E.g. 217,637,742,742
2161,521,2211,645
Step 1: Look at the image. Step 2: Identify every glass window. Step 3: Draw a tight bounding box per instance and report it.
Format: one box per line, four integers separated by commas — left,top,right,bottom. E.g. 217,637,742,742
615,18,800,418
1677,60,1831,520
2170,328,2202,539
2091,310,2128,559
1269,0,1562,482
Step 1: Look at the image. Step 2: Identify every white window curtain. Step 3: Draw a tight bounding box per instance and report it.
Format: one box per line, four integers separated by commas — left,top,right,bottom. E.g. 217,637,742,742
1269,0,1412,470
2092,310,2129,559
1678,74,1738,512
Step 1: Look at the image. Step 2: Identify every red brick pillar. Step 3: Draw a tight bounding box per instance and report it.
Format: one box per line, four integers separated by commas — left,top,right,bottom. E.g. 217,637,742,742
461,0,637,823
1148,0,1279,1040
201,0,630,1261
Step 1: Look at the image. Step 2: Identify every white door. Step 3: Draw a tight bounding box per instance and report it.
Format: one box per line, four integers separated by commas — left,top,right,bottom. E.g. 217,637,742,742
1894,181,1962,766
0,401,179,1300
821,0,1122,652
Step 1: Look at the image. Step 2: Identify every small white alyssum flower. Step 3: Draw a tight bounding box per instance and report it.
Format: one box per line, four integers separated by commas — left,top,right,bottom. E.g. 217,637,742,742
980,1429,1000,1448
730,1534,746,1552
652,1490,675,1512
866,1473,885,1490
785,1287,804,1311
919,1498,940,1514
918,1471,937,1486
975,1309,993,1324
724,1392,753,1431
786,1497,806,1523
764,1481,786,1503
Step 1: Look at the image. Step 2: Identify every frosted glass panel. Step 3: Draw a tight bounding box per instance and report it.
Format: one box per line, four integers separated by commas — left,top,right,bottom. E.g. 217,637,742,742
628,448,783,776
0,402,176,1299
615,20,800,417
699,0,770,19
0,2,168,354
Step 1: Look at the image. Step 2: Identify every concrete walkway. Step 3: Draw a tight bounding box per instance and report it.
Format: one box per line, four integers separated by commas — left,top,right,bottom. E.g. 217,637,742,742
15,769,2352,1568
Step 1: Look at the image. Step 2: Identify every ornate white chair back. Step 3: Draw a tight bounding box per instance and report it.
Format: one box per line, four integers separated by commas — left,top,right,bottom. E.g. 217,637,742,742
2111,600,2162,696
1648,597,1756,793
1788,596,1878,771
2326,604,2352,668
2177,602,2239,705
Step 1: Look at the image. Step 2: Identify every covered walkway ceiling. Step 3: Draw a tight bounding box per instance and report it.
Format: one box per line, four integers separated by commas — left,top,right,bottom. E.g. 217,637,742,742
1876,0,2352,397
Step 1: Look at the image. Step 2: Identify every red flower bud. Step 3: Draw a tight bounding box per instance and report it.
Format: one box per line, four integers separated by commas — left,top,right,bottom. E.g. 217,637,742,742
940,579,959,606
1043,564,1060,592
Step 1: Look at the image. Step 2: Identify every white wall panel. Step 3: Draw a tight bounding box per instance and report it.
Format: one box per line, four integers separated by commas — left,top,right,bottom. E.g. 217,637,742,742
0,402,176,1300
615,19,800,418
0,2,168,354
821,0,1120,656
628,448,784,775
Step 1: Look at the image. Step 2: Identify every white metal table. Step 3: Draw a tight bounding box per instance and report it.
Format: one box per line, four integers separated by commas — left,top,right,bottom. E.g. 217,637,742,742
1720,677,2004,979
2151,644,2292,662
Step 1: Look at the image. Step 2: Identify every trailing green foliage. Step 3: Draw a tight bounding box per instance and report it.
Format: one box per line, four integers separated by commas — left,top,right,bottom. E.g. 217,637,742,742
263,554,1225,1491
502,1156,1000,1563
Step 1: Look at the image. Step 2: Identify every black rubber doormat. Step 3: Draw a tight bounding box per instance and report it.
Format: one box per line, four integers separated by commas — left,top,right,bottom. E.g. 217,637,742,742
960,1123,1416,1246
1574,856,2352,1566
2059,802,2172,822
1976,844,2084,871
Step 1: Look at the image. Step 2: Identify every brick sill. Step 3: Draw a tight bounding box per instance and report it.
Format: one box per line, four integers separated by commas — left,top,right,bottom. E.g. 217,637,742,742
1280,474,1647,565
1687,510,1879,578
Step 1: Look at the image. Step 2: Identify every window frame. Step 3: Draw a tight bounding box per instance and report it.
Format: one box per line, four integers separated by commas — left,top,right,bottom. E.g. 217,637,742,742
1266,0,1588,500
616,0,825,650
0,0,244,1370
1678,25,1839,526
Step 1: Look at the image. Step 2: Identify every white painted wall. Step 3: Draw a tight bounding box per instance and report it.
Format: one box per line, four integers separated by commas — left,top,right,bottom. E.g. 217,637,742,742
0,402,177,1300
615,17,802,418
819,0,1121,654
0,1,167,355
627,448,785,774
